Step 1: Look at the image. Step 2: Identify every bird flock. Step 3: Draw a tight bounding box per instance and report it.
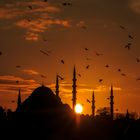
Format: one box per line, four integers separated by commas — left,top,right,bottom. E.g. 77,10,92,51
0,0,140,91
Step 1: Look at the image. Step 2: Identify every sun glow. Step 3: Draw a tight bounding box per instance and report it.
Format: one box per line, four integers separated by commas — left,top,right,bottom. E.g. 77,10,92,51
75,103,83,114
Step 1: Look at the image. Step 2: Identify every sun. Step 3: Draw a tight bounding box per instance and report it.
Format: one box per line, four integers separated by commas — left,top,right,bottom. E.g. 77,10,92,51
75,103,83,114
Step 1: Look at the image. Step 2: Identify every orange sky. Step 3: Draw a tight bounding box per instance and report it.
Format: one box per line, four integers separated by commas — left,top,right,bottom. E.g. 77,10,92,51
0,0,140,115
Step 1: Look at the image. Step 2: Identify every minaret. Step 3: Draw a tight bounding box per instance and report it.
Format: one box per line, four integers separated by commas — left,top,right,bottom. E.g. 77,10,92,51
55,74,59,97
16,88,21,112
72,65,77,110
126,109,130,120
92,91,95,116
110,84,114,120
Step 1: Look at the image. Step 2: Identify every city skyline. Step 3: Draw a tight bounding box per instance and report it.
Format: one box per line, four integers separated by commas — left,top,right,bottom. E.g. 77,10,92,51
0,0,140,115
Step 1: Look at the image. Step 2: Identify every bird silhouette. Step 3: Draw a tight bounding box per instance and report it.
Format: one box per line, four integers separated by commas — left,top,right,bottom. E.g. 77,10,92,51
99,79,103,82
86,99,91,103
62,2,72,6
119,25,126,30
26,18,31,22
128,35,134,39
125,43,131,50
16,65,21,68
136,58,140,63
11,100,15,103
105,65,109,68
58,75,64,80
40,74,46,78
61,59,65,64
86,65,90,69
86,57,92,61
121,73,126,76
78,74,81,77
40,50,49,56
85,48,88,51
28,5,33,10
16,80,19,84
136,78,140,81
95,52,103,56
118,69,121,72
0,51,2,55
44,0,47,2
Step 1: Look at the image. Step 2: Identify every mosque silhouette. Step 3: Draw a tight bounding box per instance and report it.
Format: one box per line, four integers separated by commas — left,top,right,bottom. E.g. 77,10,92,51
0,66,140,140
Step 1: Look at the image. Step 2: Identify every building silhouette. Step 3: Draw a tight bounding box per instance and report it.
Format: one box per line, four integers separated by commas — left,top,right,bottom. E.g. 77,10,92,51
72,66,77,110
55,74,59,97
19,85,62,112
16,88,21,112
110,84,114,120
92,91,95,116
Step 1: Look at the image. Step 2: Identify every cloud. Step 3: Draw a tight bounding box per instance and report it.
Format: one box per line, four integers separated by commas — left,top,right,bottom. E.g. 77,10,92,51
0,1,60,20
0,75,39,94
94,85,122,92
129,0,140,14
0,0,71,41
24,32,39,41
16,18,71,33
76,21,87,29
22,69,39,75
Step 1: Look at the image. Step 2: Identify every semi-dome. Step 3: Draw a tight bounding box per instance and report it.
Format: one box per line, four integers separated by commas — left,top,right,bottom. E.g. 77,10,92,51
20,85,62,112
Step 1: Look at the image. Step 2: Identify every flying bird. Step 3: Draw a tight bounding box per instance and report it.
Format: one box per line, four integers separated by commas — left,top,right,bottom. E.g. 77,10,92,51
16,80,19,84
85,48,88,51
99,79,103,82
16,65,21,68
61,59,65,64
121,73,126,76
40,74,46,78
44,0,47,2
136,58,140,63
128,35,134,40
136,78,140,81
62,2,72,6
118,69,121,72
125,43,131,50
78,74,81,77
86,65,90,69
40,50,49,56
26,18,31,22
0,51,2,55
105,65,109,68
28,5,33,10
95,52,103,56
86,57,92,61
11,100,15,103
58,75,64,80
86,99,91,103
119,25,126,30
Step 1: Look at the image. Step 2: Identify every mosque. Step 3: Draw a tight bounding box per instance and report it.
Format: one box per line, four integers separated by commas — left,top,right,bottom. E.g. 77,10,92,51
16,66,114,119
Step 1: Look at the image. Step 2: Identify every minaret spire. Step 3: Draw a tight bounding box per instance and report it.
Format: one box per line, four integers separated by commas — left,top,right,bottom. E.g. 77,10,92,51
92,91,95,116
110,84,114,120
72,65,77,110
55,74,59,97
16,88,21,112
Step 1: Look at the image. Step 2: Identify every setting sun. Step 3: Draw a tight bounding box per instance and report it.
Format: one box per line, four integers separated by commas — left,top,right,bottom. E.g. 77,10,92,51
75,104,83,114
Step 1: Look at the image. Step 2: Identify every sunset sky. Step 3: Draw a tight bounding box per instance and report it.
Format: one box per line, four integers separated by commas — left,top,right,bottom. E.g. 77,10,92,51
0,0,140,115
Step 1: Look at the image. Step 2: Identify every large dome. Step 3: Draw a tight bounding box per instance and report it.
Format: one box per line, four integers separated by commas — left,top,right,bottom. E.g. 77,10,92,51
20,85,62,112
